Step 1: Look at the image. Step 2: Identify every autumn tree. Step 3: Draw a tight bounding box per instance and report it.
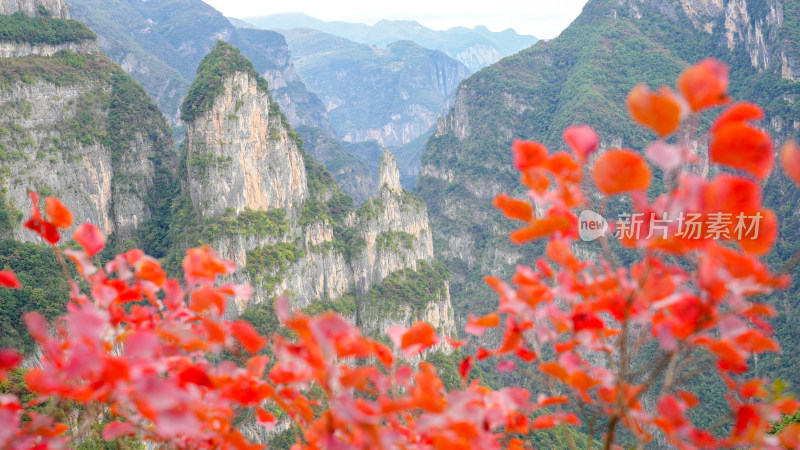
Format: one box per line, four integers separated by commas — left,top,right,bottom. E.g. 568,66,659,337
1,58,800,449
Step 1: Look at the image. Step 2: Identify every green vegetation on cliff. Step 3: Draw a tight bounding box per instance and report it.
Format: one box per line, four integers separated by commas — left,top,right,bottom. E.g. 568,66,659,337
180,40,269,123
0,11,95,45
361,259,449,315
0,240,69,354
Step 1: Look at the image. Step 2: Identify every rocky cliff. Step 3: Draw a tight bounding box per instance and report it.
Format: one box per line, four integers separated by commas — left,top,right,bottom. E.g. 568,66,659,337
671,0,800,80
0,4,174,243
177,42,455,342
0,0,69,18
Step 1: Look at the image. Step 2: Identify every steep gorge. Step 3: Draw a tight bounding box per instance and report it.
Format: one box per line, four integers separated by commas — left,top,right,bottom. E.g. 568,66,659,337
174,41,455,340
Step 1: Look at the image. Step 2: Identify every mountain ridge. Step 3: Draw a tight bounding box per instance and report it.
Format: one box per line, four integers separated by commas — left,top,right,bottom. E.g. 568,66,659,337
240,12,537,71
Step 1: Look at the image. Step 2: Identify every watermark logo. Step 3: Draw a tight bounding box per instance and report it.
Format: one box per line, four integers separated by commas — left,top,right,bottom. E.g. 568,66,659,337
579,210,609,242
578,210,765,242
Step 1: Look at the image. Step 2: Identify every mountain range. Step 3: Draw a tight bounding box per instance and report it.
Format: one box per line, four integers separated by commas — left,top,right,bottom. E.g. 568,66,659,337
239,12,538,72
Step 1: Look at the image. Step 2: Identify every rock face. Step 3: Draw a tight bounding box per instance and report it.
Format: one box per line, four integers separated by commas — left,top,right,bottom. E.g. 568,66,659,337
180,44,455,344
671,0,800,80
0,0,69,18
0,39,97,58
0,9,174,243
186,72,308,218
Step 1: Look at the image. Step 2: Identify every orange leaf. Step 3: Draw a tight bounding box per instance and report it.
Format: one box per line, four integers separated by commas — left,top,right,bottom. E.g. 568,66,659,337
189,286,226,315
779,423,800,449
540,361,568,382
465,313,501,336
520,167,550,194
73,223,105,257
710,122,773,179
134,256,167,287
400,321,438,356
677,58,730,111
512,140,548,170
627,84,683,137
781,140,800,187
45,197,73,229
592,149,651,195
231,320,267,353
510,215,572,243
545,152,581,182
493,193,533,222
738,209,777,255
183,246,233,284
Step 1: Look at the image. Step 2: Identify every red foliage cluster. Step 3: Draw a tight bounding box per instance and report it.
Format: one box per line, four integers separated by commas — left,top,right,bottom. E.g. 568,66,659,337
1,58,800,449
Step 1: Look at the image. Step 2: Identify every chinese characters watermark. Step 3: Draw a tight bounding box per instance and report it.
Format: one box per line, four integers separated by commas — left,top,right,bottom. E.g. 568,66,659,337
579,210,764,242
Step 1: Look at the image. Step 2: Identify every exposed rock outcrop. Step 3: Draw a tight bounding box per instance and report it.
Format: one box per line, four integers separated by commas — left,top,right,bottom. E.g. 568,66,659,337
0,10,174,243
0,0,69,19
186,72,308,218
180,43,455,346
0,39,97,57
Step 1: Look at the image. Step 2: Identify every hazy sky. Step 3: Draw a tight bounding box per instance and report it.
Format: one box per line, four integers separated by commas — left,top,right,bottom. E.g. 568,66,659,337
202,0,588,39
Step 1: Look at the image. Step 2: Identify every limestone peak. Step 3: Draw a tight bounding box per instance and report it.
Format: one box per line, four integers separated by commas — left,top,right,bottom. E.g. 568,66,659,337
0,0,69,19
379,149,401,192
181,41,269,123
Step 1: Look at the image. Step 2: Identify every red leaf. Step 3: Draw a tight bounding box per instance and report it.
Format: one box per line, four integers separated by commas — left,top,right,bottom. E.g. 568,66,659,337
0,270,21,289
627,84,684,137
459,356,473,379
63,249,97,278
572,311,605,332
592,149,651,195
231,320,267,354
178,366,214,388
781,140,800,187
703,174,761,216
563,125,599,161
710,122,773,180
24,312,49,343
512,140,548,170
256,408,276,430
711,102,764,133
0,349,21,376
678,58,730,111
73,223,105,257
44,197,72,229
24,192,61,244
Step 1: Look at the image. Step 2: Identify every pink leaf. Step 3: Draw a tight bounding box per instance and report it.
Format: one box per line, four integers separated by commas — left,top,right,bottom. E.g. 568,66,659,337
101,421,135,440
